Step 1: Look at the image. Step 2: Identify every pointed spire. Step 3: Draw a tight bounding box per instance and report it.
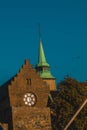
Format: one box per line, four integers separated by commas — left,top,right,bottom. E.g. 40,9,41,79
37,38,50,67
36,24,55,80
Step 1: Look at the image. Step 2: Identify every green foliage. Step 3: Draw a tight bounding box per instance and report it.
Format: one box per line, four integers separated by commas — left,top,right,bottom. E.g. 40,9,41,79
48,77,87,130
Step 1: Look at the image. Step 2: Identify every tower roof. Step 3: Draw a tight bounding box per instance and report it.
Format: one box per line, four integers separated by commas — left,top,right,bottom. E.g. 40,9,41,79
36,38,55,79
37,39,50,67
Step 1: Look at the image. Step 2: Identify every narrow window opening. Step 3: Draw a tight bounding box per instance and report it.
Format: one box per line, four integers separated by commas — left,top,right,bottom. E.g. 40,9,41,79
26,78,31,86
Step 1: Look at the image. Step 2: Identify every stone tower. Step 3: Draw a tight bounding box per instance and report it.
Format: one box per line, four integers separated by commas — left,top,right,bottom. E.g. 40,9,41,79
36,38,56,91
0,60,52,130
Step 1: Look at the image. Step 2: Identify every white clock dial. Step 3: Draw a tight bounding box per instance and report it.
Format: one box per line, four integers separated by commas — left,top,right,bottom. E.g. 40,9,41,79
23,93,36,106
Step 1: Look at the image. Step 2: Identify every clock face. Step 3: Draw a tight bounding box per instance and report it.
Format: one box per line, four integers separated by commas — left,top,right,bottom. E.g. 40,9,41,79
23,93,37,106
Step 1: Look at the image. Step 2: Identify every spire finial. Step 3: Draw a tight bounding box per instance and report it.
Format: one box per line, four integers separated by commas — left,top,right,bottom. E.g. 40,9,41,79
38,22,41,41
37,23,50,67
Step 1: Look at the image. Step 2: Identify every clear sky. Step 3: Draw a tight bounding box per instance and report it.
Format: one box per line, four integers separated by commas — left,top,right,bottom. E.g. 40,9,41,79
0,0,87,85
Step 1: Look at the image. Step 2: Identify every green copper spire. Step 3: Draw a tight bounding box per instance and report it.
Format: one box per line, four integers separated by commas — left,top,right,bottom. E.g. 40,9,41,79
36,38,55,79
37,38,50,67
39,70,55,79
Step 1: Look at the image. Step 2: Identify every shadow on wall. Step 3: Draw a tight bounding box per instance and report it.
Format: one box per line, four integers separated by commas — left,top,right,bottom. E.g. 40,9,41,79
0,84,13,130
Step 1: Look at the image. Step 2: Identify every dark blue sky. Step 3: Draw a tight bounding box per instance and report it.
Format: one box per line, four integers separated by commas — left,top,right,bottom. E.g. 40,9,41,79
0,0,87,85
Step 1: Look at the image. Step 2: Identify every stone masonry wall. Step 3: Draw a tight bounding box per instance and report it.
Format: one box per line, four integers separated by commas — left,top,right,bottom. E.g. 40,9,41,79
12,107,52,130
8,60,50,108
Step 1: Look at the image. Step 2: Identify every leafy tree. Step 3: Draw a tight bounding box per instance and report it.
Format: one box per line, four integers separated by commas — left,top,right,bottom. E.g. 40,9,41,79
48,77,87,130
